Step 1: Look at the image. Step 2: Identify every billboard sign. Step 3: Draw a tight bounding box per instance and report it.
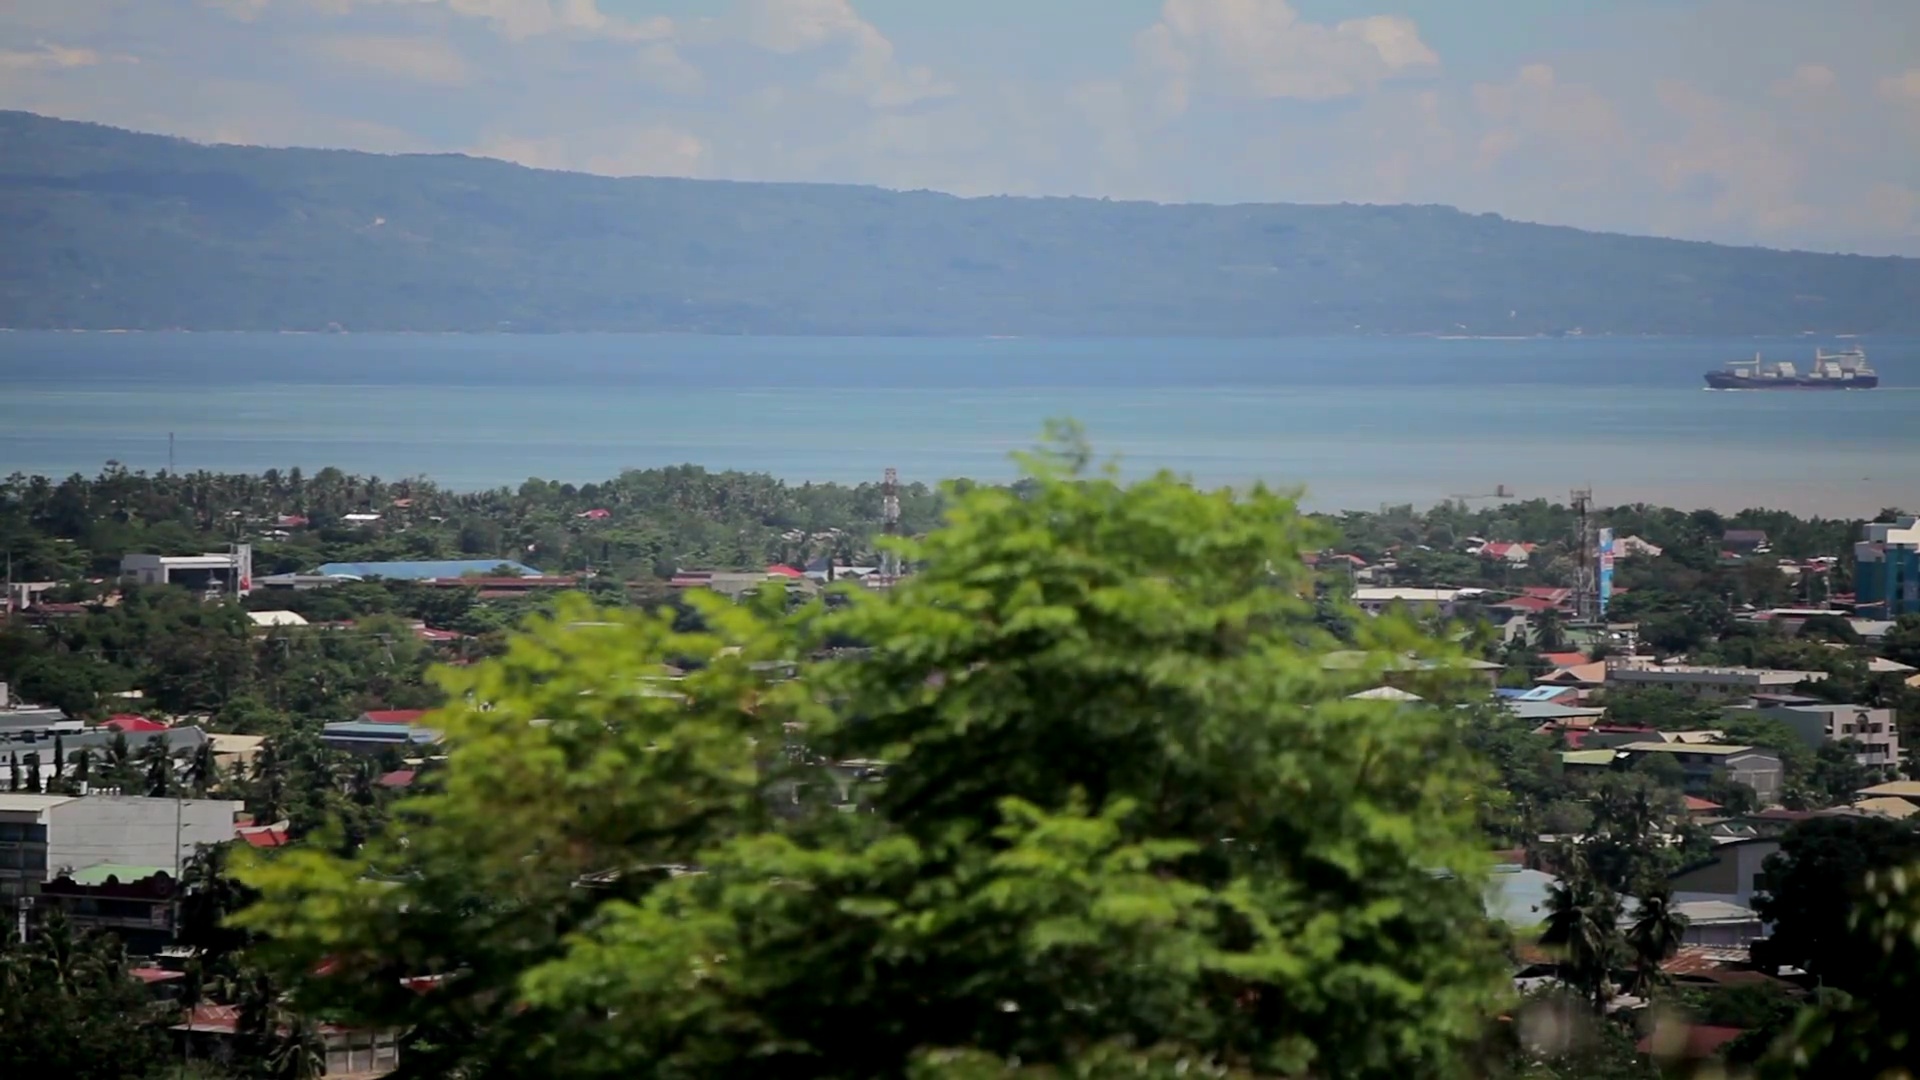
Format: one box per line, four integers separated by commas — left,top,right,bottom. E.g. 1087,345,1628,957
1597,528,1615,618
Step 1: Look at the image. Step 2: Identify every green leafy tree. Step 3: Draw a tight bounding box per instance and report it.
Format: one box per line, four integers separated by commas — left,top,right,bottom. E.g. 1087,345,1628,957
236,433,1511,1080
1752,816,1920,990
0,912,169,1080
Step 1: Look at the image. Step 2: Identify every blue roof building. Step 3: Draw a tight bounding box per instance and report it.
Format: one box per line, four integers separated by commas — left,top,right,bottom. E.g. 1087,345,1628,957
314,559,543,581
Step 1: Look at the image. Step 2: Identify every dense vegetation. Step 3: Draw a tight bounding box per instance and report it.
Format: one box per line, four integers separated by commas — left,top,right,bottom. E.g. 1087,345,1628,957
5,111,1920,336
5,446,1920,1077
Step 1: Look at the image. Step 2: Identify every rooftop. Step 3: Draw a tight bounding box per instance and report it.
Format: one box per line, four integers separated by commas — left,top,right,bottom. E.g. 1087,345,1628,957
1856,780,1920,799
1620,741,1760,757
0,793,78,813
313,559,543,581
65,864,172,886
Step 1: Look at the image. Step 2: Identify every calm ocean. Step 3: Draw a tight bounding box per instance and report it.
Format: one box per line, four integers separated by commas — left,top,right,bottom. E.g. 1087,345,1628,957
2,332,1916,515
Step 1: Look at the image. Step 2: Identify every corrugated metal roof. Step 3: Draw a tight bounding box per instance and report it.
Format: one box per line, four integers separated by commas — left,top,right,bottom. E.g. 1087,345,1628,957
314,559,543,580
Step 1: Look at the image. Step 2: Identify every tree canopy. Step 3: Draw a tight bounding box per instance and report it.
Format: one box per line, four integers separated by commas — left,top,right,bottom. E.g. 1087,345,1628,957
235,433,1513,1078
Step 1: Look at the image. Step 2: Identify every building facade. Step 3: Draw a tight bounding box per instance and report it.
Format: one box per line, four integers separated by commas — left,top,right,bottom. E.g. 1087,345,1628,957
120,545,253,596
0,794,241,904
1606,664,1825,702
1756,704,1902,770
1856,517,1920,618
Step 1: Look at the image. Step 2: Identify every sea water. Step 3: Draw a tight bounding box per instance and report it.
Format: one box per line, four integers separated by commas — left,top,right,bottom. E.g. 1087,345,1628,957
1,332,1915,514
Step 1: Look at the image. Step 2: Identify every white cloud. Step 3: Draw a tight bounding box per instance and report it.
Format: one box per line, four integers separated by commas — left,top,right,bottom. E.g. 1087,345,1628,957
1138,0,1438,112
1774,63,1836,98
310,35,474,86
0,42,120,71
740,0,952,109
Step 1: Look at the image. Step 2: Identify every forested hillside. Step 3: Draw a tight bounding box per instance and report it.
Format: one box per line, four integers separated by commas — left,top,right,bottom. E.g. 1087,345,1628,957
3,110,1917,335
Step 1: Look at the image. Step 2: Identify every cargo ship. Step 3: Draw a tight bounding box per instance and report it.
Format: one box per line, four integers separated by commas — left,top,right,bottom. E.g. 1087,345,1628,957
1704,346,1878,389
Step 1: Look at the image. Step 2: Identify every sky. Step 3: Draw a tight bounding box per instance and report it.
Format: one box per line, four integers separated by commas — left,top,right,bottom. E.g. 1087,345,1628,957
3,0,1919,255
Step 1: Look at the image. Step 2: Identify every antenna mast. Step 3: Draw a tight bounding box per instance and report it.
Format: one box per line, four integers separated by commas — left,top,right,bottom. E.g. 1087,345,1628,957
1571,488,1596,623
880,467,900,584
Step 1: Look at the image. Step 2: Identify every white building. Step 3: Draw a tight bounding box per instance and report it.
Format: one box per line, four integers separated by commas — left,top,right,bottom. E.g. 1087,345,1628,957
1755,703,1902,770
0,793,242,903
1606,664,1825,701
121,545,253,596
1350,587,1477,618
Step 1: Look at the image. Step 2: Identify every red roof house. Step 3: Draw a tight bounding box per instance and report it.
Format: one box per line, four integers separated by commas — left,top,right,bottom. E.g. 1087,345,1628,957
576,508,612,520
765,564,805,578
360,709,429,726
103,714,167,733
1541,652,1591,669
377,769,417,789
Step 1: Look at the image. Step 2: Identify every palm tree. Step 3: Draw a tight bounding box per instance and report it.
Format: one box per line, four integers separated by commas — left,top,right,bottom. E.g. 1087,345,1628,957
1623,884,1688,999
1540,861,1621,1011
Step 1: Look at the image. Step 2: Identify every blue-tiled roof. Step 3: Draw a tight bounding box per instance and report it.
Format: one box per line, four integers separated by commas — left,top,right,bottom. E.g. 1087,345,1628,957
321,721,441,742
314,559,543,580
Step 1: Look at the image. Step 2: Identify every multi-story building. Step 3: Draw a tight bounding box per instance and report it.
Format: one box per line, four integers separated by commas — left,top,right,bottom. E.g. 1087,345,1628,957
1753,703,1902,770
0,794,241,905
1606,664,1825,702
1617,742,1784,805
120,545,253,596
1855,516,1920,618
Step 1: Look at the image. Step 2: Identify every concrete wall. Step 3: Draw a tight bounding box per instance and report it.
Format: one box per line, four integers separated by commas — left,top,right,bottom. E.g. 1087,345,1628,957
46,797,241,876
1672,840,1779,909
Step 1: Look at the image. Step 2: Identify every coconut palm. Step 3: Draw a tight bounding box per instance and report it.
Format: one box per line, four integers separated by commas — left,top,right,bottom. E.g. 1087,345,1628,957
1540,861,1621,1011
1623,884,1689,998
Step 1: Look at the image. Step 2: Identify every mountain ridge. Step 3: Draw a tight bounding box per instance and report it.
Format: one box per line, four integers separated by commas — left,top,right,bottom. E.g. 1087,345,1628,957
1,110,1916,336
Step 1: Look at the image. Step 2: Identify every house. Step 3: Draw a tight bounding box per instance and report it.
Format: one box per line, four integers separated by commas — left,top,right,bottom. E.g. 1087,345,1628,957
672,570,820,601
1605,664,1826,702
1853,779,1920,808
0,794,242,905
1614,535,1664,559
36,864,179,954
1540,652,1590,669
1852,796,1919,820
1751,703,1901,770
172,1004,400,1078
1478,541,1537,565
1723,529,1771,552
1684,796,1723,816
102,714,167,734
575,508,612,520
320,721,441,757
2,725,212,790
1535,661,1610,690
246,610,310,629
1672,900,1768,948
1617,743,1783,804
358,709,430,726
206,733,265,773
1669,836,1781,910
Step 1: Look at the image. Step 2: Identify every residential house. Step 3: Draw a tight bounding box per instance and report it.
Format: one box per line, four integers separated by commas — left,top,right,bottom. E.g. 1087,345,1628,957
1672,900,1768,948
173,1005,400,1078
246,610,310,629
321,720,441,757
1605,664,1826,702
1723,530,1771,552
1751,703,1902,770
1617,743,1783,804
1477,541,1537,566
1614,536,1664,559
0,793,241,905
1669,836,1781,910
672,570,821,601
1853,779,1920,810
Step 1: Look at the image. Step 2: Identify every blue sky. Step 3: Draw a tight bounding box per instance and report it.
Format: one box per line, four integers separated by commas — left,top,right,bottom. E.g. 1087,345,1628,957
4,0,1918,254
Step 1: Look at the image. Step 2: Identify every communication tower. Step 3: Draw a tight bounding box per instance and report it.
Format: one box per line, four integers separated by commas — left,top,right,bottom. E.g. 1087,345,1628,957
880,467,901,583
1570,488,1596,623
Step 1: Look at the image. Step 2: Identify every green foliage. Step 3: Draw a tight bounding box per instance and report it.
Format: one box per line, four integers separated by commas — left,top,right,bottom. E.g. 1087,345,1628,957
1752,816,1920,990
234,434,1512,1079
1759,863,1920,1077
0,913,169,1080
5,110,1920,335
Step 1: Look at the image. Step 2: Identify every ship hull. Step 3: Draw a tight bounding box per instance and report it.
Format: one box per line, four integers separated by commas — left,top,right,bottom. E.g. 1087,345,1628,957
1704,372,1879,390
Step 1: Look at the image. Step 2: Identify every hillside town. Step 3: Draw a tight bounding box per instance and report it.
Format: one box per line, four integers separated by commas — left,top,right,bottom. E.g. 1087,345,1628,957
3,463,1920,1077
